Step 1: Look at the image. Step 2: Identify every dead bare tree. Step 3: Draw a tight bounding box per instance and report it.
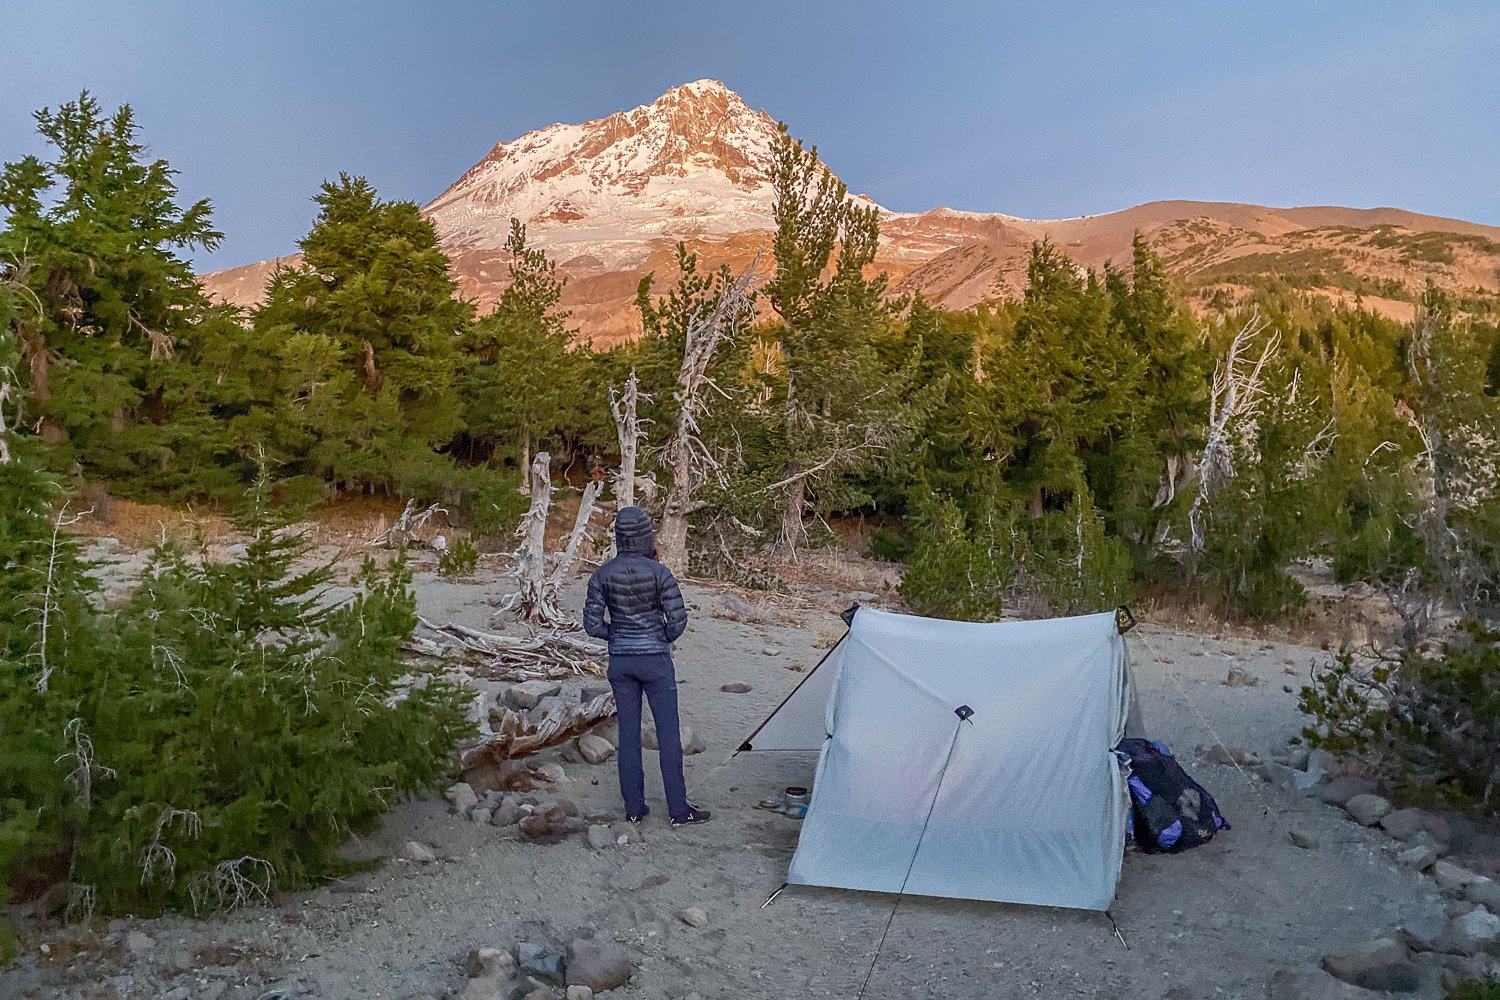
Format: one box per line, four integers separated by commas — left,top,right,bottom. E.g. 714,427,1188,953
608,370,654,511
654,260,758,572
1187,311,1280,553
497,452,603,626
370,498,447,549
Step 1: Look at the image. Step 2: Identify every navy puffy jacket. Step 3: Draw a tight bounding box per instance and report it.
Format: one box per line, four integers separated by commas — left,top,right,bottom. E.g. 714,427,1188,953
584,506,688,656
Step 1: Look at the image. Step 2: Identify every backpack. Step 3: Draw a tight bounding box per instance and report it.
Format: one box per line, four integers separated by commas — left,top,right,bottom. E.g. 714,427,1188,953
1116,738,1229,853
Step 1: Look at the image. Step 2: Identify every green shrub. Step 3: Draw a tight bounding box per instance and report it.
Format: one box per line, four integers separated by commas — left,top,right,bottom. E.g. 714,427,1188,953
438,536,480,577
1,473,470,922
1301,623,1500,813
899,497,1008,622
1448,976,1500,1000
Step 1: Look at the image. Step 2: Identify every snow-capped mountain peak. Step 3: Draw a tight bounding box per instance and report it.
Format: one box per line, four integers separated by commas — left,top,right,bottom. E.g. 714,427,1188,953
424,79,793,267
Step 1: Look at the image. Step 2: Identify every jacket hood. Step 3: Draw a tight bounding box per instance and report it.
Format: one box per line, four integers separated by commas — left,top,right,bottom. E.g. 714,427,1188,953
614,506,656,557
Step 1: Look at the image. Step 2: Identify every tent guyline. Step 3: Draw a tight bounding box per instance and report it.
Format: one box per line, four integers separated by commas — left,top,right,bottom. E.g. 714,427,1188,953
856,709,972,1000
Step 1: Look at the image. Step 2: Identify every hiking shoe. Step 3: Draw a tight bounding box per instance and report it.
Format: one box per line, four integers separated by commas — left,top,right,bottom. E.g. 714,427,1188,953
670,808,712,827
626,806,650,824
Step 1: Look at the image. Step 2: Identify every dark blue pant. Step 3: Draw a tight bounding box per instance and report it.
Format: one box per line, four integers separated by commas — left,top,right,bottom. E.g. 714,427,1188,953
608,653,690,819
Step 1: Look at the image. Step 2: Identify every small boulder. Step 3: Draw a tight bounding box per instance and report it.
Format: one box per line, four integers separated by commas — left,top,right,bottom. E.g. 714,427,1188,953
1381,808,1427,841
1320,938,1421,993
579,685,611,704
610,822,641,846
457,977,509,1000
491,802,524,828
466,947,517,980
1223,667,1258,687
1398,844,1440,871
470,806,494,825
403,840,437,864
1259,761,1297,791
565,988,594,1000
444,782,480,815
565,938,635,993
641,726,659,751
1344,793,1393,826
1401,902,1449,952
680,727,705,756
1287,829,1319,850
720,683,752,694
1436,907,1500,956
1315,776,1377,806
518,943,566,983
535,762,568,784
1465,877,1500,911
124,931,154,954
522,991,562,1000
577,734,615,765
1285,745,1312,770
1434,860,1480,894
678,907,709,928
587,825,613,850
762,646,781,657
518,815,551,839
505,681,562,711
719,592,756,621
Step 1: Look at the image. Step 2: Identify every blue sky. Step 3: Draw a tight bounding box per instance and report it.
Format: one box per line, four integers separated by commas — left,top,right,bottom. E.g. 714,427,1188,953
5,1,1498,270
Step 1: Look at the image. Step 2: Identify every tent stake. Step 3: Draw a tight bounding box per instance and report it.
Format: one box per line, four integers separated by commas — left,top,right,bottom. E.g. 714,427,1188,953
1106,909,1129,949
762,882,788,908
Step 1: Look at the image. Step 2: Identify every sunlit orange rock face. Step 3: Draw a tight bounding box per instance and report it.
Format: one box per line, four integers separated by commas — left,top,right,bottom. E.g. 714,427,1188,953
202,81,1500,344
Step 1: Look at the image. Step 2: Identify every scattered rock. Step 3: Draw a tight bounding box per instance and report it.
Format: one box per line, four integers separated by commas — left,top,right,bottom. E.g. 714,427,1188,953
1320,938,1421,993
471,805,495,825
523,990,562,1000
532,695,573,721
762,646,781,657
518,815,552,839
1401,903,1449,952
445,782,480,815
610,822,641,846
1399,844,1440,871
577,734,615,765
456,976,509,1000
1434,861,1480,894
1436,907,1500,955
466,948,518,980
1381,808,1427,841
518,942,566,983
1285,745,1311,770
641,726,659,751
124,931,154,954
1465,877,1500,911
565,988,594,1000
1315,776,1377,806
492,802,524,828
1199,745,1260,767
718,592,757,621
678,907,709,928
565,938,635,993
1423,813,1453,845
587,825,613,850
1287,829,1319,850
535,762,568,784
1259,761,1297,791
579,685,611,703
680,726,705,756
506,681,563,711
1223,667,1259,687
403,841,437,864
1345,793,1394,826
720,683,752,694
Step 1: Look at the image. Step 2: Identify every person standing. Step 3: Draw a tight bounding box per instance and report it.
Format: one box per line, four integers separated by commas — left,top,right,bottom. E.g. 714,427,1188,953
583,507,711,826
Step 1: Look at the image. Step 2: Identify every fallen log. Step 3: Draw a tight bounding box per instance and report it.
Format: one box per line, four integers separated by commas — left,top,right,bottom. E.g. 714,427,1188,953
412,617,606,679
460,693,617,789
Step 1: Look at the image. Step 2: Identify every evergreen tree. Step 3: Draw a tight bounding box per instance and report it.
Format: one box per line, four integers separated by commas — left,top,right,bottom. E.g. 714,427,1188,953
242,174,471,498
0,92,243,497
761,128,917,548
457,220,591,472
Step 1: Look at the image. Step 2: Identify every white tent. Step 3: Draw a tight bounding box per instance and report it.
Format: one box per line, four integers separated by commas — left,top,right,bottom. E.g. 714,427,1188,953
745,607,1135,911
